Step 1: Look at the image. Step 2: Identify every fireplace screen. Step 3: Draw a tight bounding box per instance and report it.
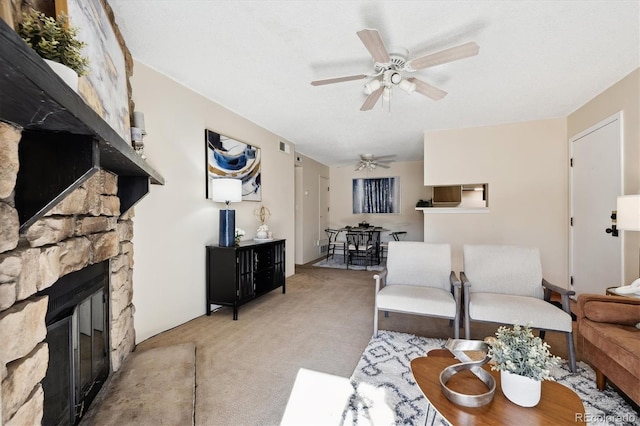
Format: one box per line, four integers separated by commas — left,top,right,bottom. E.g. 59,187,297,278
38,261,109,425
42,317,73,425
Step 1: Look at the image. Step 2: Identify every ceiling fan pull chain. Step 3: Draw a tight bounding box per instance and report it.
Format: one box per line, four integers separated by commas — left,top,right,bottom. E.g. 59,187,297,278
383,86,392,114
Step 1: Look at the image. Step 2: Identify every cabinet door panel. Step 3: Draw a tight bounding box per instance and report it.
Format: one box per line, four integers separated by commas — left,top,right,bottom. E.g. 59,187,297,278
273,241,286,286
207,247,238,303
237,248,255,300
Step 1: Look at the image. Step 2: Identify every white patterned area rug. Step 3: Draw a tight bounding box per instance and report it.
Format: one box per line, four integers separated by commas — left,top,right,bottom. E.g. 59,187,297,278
312,257,385,271
343,331,638,426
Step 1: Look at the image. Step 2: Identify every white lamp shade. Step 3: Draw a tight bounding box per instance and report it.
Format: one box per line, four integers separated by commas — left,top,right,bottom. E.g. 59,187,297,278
210,178,242,203
398,79,416,94
617,194,640,231
364,79,381,95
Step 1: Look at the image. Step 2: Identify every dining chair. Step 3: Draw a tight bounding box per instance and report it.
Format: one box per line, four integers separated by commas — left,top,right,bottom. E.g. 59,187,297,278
346,231,376,269
370,229,382,264
461,244,577,372
324,228,346,262
390,231,407,241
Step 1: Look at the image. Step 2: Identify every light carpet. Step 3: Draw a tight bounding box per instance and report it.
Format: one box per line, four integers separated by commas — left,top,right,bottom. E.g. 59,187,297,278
343,330,638,426
312,257,385,271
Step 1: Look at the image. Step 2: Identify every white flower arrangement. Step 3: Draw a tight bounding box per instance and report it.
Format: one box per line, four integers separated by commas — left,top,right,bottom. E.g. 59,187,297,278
257,224,269,233
234,228,245,243
486,323,560,381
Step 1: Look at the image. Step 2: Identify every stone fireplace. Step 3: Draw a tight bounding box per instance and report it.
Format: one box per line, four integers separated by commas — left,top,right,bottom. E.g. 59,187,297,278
40,260,110,425
0,122,137,425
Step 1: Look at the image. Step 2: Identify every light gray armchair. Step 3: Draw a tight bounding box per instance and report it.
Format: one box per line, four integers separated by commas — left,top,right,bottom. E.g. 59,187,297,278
460,244,576,372
373,242,461,338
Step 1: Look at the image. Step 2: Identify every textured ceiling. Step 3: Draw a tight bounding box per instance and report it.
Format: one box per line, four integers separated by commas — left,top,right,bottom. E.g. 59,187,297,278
107,0,639,167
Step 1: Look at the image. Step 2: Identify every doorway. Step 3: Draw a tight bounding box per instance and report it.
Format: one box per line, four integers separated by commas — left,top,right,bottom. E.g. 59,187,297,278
570,112,623,295
319,175,330,249
294,166,303,265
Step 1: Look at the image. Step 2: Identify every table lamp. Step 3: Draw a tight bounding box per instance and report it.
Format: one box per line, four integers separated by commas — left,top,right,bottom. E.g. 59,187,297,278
211,178,242,246
617,194,640,231
617,194,640,282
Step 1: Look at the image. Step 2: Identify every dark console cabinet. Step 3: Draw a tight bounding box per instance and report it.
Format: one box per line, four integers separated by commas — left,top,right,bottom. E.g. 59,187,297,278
206,239,285,319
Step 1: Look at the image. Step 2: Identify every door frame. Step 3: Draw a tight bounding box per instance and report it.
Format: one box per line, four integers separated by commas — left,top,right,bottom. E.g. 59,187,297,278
568,111,624,291
318,175,329,245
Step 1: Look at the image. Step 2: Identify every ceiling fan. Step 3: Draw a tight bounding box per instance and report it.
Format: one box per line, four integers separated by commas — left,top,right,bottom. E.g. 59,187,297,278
355,153,395,171
311,29,479,111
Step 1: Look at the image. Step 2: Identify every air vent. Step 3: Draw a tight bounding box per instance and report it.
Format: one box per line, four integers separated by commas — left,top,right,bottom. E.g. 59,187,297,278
279,141,290,154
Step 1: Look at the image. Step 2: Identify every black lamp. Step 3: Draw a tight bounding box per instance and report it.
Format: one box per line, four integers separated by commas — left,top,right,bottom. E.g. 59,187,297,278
211,178,242,246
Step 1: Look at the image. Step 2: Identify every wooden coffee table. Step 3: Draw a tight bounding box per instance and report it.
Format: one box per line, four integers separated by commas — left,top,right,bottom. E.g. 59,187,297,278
411,356,586,425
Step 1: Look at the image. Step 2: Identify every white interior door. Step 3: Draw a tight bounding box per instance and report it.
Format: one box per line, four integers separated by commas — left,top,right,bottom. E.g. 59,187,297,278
570,113,622,295
294,166,303,265
319,176,329,242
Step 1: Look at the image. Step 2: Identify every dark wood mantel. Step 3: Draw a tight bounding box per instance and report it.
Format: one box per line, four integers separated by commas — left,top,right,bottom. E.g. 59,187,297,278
0,19,165,231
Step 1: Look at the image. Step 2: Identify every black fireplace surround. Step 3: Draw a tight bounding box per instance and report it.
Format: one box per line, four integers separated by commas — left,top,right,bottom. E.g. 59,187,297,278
37,261,110,426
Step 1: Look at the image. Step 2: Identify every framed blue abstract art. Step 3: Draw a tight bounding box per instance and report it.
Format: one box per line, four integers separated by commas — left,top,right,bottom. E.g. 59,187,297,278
205,130,262,201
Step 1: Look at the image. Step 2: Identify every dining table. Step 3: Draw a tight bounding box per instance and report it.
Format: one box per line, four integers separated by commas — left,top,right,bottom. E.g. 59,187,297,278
337,226,390,232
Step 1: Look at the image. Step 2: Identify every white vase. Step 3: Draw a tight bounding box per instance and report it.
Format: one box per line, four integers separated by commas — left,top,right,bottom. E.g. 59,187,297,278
500,370,541,407
44,59,79,92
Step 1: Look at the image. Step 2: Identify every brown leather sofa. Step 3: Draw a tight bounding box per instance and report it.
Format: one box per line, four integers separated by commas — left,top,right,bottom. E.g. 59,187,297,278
577,294,640,405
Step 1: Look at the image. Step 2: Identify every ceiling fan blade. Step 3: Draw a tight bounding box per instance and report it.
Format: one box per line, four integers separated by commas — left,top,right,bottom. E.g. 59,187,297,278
311,74,368,86
360,86,384,111
376,163,390,169
407,41,479,71
407,77,447,100
361,153,392,160
357,29,390,64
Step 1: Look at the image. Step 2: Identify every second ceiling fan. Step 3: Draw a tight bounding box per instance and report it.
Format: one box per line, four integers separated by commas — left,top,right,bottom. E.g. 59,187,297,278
355,153,394,171
311,29,479,111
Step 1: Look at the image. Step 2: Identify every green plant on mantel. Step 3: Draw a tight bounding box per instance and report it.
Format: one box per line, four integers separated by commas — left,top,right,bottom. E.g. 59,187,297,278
18,8,89,75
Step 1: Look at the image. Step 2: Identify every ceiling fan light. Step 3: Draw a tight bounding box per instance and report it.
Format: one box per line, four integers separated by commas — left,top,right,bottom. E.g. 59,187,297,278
390,72,402,85
383,86,391,101
364,79,381,95
399,79,416,94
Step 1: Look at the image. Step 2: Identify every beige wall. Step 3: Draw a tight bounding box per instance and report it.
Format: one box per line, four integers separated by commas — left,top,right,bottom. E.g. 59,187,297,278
330,161,430,243
423,118,569,284
568,68,640,284
294,153,330,264
130,62,295,343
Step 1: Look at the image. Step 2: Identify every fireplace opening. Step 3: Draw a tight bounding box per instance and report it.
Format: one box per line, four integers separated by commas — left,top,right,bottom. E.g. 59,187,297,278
37,261,110,425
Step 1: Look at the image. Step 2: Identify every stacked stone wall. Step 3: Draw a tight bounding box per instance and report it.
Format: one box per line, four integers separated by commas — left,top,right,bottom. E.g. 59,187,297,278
0,121,137,424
